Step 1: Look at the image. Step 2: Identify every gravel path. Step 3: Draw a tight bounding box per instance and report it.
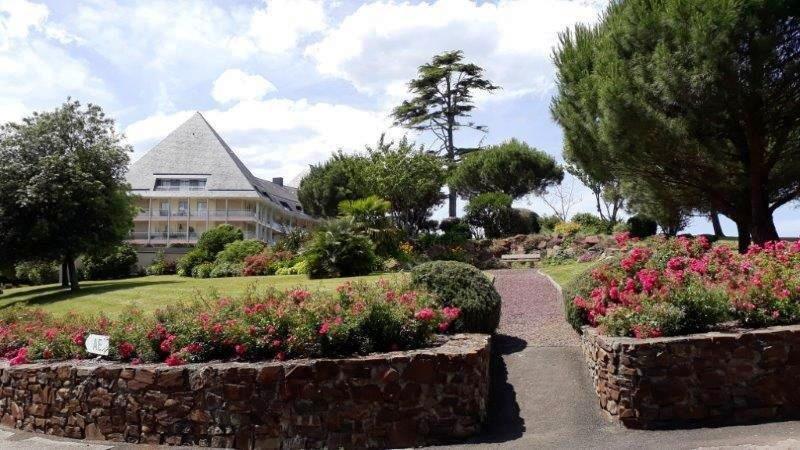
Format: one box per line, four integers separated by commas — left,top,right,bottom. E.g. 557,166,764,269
489,269,579,348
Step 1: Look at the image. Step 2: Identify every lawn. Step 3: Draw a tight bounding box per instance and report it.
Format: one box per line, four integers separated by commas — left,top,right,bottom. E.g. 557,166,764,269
0,273,400,317
538,262,593,288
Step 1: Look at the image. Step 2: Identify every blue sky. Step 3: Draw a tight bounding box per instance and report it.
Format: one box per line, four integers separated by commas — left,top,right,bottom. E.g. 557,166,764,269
1,0,797,236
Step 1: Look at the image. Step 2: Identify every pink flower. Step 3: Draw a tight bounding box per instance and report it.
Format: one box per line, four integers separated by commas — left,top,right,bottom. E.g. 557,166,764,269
319,322,331,335
160,334,176,353
689,258,708,275
442,306,461,320
614,232,631,248
183,342,203,354
43,328,59,341
165,354,185,366
636,269,659,294
234,344,247,356
437,322,449,332
573,296,588,309
71,331,85,346
9,348,28,366
117,342,135,359
288,289,311,303
415,308,435,321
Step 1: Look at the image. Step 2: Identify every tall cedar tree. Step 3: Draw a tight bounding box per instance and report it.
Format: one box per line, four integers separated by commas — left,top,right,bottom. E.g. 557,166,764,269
0,100,134,290
552,0,800,252
392,50,499,217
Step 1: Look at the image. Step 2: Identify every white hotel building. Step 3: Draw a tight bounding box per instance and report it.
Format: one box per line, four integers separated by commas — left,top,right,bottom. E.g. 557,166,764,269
125,112,315,247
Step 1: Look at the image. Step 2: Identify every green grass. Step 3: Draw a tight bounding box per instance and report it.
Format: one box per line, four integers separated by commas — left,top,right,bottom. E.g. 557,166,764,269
0,273,399,317
539,262,594,288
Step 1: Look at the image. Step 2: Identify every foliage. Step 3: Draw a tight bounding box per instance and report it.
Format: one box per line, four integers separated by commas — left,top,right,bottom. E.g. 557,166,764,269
215,240,265,264
623,182,690,236
298,152,371,217
242,249,294,277
364,136,447,235
209,261,244,278
274,228,311,253
304,218,377,279
391,50,499,217
175,248,209,277
14,261,59,286
80,243,138,280
569,235,800,337
627,215,658,239
0,100,134,290
338,195,402,257
450,138,563,200
566,165,623,228
0,278,462,365
551,0,800,249
538,215,563,232
508,209,541,235
571,213,608,235
438,218,472,244
410,261,501,333
145,250,173,276
464,192,514,239
196,224,244,256
553,221,581,237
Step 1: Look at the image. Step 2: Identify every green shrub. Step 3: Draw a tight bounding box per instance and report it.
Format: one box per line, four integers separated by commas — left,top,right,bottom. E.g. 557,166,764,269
464,192,514,238
215,240,265,264
508,208,541,235
191,262,214,279
538,215,563,232
81,243,138,280
145,250,176,276
197,224,243,255
554,221,581,236
612,222,630,233
304,218,377,279
14,261,59,285
209,261,244,278
410,261,501,333
571,213,609,234
663,281,731,334
627,214,658,238
175,248,209,277
438,218,472,244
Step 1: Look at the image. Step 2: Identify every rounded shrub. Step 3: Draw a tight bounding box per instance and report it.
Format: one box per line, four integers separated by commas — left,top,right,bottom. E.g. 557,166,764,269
175,248,209,277
627,214,658,238
14,260,59,285
410,261,501,334
509,208,540,235
196,224,244,255
215,240,265,264
571,213,609,234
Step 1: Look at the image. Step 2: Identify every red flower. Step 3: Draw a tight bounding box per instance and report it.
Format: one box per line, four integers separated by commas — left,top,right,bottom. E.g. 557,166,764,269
43,328,59,341
42,349,53,359
437,322,449,332
442,306,461,320
184,342,203,354
318,322,331,335
165,354,185,366
117,342,135,359
71,330,85,346
234,344,247,356
159,335,176,353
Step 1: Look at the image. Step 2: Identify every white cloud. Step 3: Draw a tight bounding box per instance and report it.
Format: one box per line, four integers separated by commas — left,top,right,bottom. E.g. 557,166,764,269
0,1,112,124
0,0,48,49
212,69,277,104
242,0,327,55
306,0,602,98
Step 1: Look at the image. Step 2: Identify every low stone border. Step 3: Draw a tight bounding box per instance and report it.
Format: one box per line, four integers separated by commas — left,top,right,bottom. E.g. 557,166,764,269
0,334,490,449
581,324,800,428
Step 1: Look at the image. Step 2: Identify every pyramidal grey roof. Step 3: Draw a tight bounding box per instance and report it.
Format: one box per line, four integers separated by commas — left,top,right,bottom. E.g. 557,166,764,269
126,112,313,219
127,112,255,191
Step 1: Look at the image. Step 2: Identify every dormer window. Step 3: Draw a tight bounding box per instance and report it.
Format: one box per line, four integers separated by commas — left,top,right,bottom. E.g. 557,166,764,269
154,178,207,191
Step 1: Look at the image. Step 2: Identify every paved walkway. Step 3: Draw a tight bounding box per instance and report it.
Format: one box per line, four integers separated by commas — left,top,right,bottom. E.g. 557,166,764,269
5,268,800,448
437,269,800,450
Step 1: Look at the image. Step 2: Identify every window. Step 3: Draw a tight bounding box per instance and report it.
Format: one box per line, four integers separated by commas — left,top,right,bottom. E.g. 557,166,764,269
154,178,207,191
159,201,169,216
196,201,207,213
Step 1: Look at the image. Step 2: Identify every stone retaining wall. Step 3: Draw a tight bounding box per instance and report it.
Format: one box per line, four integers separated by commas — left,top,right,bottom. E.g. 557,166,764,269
581,325,800,428
0,334,490,449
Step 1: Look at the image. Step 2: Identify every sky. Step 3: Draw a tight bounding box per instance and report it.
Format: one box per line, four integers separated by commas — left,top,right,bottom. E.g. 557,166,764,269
1,0,797,236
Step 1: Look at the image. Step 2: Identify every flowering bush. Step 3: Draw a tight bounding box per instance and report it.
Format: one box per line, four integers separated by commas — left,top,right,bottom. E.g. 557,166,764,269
568,234,800,337
0,279,461,366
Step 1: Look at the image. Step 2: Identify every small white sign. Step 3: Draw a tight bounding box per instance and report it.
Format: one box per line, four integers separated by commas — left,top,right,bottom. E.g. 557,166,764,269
85,334,110,356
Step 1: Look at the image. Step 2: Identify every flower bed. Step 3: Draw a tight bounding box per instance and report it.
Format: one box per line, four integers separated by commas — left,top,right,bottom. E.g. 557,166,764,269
568,234,800,338
0,279,461,366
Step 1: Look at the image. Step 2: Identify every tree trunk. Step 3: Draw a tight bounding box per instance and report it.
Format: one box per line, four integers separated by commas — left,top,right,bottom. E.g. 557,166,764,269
67,258,79,291
60,261,69,288
710,212,724,237
750,202,779,245
735,220,752,254
448,190,457,218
